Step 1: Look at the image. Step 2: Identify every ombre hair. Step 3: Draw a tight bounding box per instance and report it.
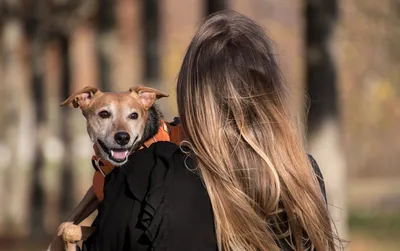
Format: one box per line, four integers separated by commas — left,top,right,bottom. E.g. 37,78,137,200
177,10,339,251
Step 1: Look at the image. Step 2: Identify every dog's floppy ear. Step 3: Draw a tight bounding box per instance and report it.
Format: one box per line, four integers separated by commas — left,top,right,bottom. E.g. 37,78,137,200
129,85,169,110
60,86,100,109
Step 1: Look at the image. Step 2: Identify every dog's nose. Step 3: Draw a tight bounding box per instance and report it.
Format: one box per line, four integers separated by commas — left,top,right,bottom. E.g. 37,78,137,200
114,132,130,146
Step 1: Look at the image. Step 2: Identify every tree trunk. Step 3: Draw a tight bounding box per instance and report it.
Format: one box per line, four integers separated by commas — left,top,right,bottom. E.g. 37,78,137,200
143,0,160,85
111,0,143,91
69,21,99,208
27,0,47,238
206,0,226,14
305,0,348,241
42,38,66,234
97,0,114,92
59,35,74,221
159,0,203,120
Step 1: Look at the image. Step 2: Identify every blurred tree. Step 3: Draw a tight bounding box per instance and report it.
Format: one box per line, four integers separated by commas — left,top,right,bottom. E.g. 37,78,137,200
59,35,74,222
158,0,203,120
144,0,160,84
206,0,226,14
97,0,114,92
111,0,143,91
24,0,47,238
305,0,347,242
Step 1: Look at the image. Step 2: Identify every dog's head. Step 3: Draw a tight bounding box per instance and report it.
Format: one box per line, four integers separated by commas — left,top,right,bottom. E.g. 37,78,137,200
61,85,168,166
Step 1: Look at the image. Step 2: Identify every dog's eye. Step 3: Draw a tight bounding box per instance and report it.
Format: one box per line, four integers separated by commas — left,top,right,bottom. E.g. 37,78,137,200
129,112,139,120
98,111,111,119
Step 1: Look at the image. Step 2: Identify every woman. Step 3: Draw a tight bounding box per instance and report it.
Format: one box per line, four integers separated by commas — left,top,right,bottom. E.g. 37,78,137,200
83,10,339,251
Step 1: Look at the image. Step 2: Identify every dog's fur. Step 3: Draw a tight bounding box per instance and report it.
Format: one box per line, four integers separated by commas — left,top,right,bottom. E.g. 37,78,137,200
142,105,163,144
47,85,168,251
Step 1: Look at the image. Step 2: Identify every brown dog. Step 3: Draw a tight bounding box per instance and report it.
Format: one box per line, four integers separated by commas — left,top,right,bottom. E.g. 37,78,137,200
47,85,169,251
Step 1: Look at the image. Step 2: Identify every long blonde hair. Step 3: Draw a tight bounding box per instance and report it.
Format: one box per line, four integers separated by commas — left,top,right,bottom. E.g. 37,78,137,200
177,10,338,251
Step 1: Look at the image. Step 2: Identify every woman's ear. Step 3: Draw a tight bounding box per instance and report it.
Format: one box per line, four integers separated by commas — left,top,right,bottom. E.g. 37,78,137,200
129,85,169,110
60,86,100,109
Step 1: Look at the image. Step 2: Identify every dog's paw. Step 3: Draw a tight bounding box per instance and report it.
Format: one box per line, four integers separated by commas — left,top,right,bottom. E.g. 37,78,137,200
63,224,83,242
57,221,74,235
63,225,96,243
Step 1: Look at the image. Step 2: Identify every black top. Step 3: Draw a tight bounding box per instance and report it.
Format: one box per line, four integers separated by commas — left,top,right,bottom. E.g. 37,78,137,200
82,141,326,251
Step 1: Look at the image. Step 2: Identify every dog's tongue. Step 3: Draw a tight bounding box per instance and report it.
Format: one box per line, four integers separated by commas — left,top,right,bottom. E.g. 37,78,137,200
111,150,129,160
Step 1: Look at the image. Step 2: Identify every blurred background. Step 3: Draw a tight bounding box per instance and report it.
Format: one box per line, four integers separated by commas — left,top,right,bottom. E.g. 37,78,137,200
0,0,399,250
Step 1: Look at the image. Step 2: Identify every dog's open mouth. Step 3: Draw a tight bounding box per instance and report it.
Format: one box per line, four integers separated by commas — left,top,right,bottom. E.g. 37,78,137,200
97,139,135,163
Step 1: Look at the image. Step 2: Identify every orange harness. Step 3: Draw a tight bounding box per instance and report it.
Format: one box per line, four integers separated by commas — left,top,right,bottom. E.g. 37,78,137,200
91,119,184,201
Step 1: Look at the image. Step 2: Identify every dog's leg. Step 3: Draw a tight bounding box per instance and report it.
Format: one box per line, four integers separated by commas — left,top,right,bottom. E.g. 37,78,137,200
47,221,74,251
48,187,99,251
65,242,78,251
68,186,99,224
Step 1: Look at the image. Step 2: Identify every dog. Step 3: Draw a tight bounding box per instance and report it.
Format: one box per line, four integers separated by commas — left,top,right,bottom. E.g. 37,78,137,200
47,85,172,251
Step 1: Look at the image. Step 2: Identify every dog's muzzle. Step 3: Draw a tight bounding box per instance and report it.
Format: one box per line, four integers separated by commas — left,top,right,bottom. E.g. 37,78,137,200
97,136,138,164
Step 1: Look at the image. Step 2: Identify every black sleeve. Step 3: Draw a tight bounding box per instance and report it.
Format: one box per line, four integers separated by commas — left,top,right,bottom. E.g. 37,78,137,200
308,154,327,202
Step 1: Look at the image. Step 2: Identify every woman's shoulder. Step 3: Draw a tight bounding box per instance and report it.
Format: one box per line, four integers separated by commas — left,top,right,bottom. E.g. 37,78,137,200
125,141,202,197
126,141,184,172
132,141,217,249
145,141,196,172
151,142,204,189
